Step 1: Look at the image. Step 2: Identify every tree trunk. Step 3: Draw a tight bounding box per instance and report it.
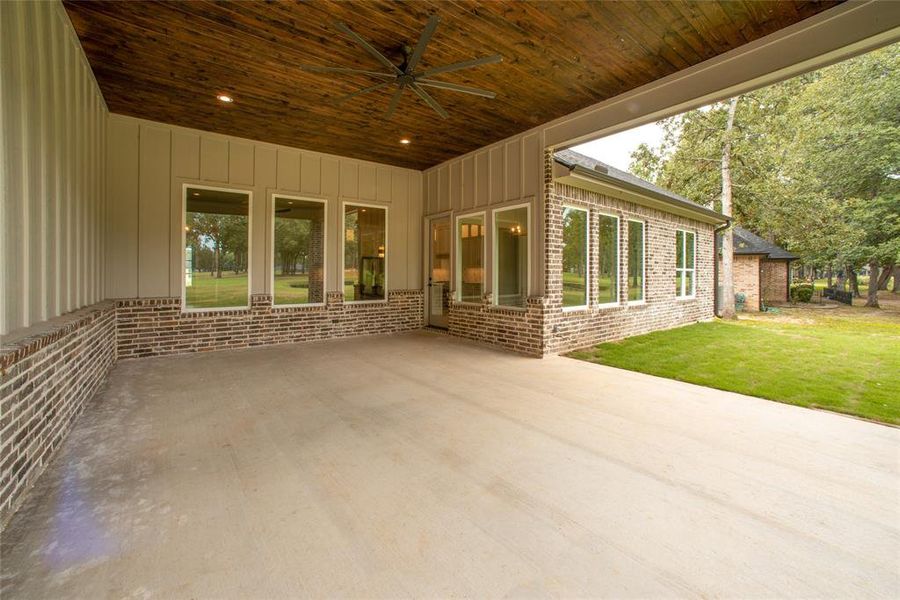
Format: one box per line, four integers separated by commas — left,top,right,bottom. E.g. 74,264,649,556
827,266,833,288
865,261,880,308
849,267,860,297
893,266,899,293
876,263,894,290
719,96,740,320
214,241,222,279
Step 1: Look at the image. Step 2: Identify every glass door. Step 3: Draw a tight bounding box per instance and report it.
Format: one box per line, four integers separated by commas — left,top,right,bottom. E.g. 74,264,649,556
428,216,451,328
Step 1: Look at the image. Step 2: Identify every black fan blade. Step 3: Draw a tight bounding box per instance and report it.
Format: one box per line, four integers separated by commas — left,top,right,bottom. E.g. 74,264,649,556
334,22,402,75
419,54,502,78
406,15,440,74
300,64,395,79
410,84,448,119
416,79,496,98
385,85,405,119
336,81,394,105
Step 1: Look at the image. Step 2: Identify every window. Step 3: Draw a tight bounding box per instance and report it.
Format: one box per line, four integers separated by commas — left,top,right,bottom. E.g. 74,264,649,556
627,220,645,302
562,207,588,308
183,186,250,310
273,196,325,305
456,213,484,303
676,230,696,298
344,204,386,302
494,205,529,308
598,214,619,305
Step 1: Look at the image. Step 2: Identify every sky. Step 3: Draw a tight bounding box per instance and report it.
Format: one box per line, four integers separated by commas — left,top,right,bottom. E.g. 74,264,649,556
572,121,665,173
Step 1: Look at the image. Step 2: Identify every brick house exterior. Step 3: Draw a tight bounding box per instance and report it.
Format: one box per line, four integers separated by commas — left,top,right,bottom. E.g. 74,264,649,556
730,226,797,311
445,149,727,355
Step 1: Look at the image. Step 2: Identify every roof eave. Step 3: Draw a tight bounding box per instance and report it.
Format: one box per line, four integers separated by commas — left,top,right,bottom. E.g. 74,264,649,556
555,163,729,225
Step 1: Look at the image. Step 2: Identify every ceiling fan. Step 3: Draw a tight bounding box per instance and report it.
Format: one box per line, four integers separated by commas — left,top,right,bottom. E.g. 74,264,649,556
300,15,502,119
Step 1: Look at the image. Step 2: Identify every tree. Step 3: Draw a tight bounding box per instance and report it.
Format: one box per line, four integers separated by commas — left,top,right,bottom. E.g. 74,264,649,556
629,44,900,306
720,96,740,319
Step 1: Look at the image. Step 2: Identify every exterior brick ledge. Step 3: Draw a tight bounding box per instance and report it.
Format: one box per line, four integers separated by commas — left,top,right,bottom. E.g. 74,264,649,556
1,301,116,373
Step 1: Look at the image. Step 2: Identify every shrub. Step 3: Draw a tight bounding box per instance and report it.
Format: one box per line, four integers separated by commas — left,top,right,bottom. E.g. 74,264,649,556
791,283,814,303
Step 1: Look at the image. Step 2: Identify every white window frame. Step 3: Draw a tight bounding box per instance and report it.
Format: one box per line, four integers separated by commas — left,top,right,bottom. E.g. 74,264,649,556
341,201,389,304
561,205,590,312
596,212,621,309
492,202,532,309
627,219,646,306
181,183,252,313
271,194,327,308
454,210,486,304
676,229,696,299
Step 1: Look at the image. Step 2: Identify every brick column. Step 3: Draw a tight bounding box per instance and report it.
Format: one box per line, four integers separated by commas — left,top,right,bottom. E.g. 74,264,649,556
308,218,325,303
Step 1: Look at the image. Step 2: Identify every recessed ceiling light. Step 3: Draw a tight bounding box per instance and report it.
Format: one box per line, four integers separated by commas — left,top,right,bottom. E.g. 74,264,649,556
217,94,234,103
400,138,411,145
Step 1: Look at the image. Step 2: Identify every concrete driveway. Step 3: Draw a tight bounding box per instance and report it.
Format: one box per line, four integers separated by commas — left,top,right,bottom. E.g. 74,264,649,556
2,330,898,598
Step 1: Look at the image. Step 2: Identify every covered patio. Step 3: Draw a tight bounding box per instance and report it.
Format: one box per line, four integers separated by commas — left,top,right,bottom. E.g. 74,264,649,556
3,332,898,598
3,2,900,597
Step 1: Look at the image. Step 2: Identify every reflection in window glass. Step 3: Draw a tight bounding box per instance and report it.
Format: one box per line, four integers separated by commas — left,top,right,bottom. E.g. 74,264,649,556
598,215,619,305
628,220,645,302
274,197,325,305
344,205,386,301
495,206,529,307
562,207,588,307
184,187,250,309
457,214,484,303
676,230,696,297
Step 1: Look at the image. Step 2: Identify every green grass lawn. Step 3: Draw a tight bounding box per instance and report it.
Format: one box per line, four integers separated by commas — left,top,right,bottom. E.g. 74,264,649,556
274,274,310,305
563,272,587,307
185,272,248,308
568,293,900,424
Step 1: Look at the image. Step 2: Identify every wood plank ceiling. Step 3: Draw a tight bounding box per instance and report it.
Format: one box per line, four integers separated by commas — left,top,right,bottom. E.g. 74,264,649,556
64,0,840,170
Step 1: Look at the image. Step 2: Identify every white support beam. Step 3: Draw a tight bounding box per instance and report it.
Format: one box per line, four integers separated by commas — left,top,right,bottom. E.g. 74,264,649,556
547,0,900,149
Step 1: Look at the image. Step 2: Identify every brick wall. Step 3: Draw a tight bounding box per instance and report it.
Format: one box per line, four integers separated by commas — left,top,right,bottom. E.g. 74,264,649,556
543,182,717,354
0,302,117,529
733,255,762,311
116,291,424,359
448,296,545,356
761,259,789,303
444,149,720,356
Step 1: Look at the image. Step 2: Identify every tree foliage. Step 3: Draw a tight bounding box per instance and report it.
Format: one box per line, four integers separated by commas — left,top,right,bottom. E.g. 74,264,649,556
629,44,899,304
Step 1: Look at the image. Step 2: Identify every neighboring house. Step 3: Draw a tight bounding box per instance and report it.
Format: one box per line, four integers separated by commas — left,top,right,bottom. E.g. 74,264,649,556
730,226,798,310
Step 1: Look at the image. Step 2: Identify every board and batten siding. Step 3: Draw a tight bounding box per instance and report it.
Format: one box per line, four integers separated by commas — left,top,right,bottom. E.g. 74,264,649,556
1,0,108,336
106,114,423,299
423,131,545,296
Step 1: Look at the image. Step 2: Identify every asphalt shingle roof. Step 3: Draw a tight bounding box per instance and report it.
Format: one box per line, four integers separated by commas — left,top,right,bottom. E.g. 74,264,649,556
553,149,725,222
732,226,797,260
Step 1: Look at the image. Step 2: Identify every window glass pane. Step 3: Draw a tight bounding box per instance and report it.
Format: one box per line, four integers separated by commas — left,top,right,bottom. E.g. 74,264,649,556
676,271,684,296
686,232,695,268
676,230,684,269
184,187,249,309
274,198,325,305
457,214,484,302
686,270,694,296
562,207,587,307
344,205,386,301
628,221,644,302
495,207,529,307
598,215,618,304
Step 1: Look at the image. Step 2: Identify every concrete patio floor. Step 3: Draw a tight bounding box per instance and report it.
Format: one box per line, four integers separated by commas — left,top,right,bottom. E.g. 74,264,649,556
2,330,898,598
